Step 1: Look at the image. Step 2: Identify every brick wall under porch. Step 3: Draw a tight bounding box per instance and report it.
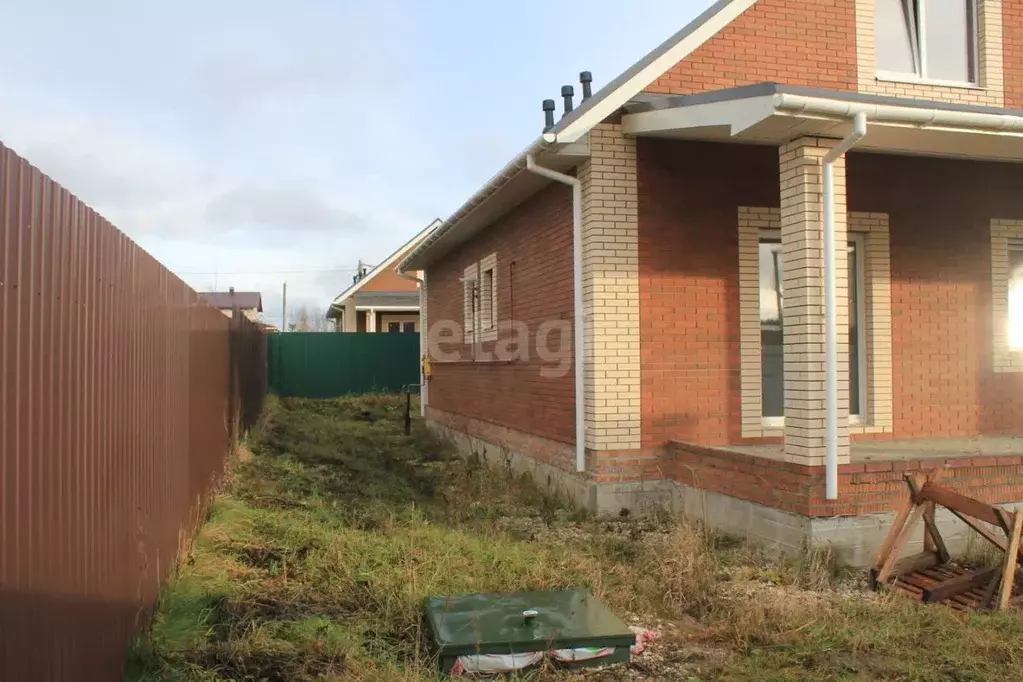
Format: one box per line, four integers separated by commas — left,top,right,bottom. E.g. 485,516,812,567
669,441,1023,518
426,408,1023,564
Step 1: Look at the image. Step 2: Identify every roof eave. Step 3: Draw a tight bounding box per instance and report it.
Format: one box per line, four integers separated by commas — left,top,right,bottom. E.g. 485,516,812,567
398,0,762,273
398,139,543,273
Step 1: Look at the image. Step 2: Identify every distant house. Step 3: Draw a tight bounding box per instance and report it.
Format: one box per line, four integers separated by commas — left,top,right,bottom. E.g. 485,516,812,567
200,289,263,322
326,220,440,332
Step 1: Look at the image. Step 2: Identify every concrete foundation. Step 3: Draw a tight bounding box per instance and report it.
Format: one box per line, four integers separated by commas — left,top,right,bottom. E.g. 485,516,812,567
430,420,1023,567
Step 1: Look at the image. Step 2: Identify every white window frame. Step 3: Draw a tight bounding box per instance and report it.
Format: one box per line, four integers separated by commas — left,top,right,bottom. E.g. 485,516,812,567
759,230,785,430
991,221,1023,372
479,253,498,342
1008,240,1023,352
758,231,867,428
875,0,980,87
848,233,869,424
462,263,479,344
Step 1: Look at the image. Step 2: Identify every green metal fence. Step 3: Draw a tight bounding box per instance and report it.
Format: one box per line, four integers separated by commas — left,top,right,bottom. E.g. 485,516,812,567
267,332,420,398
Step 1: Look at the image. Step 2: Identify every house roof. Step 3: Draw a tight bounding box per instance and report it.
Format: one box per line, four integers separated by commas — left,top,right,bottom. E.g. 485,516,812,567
200,291,263,312
627,82,1023,118
326,219,441,319
621,82,1023,161
352,291,420,308
398,0,759,272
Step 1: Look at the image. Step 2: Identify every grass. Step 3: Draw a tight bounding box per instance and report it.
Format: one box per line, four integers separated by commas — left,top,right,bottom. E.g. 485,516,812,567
126,395,1023,681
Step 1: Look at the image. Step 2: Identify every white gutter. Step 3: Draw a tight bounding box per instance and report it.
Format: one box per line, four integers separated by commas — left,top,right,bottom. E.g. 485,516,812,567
525,154,585,474
399,140,549,272
775,94,1023,132
822,113,867,501
396,269,428,418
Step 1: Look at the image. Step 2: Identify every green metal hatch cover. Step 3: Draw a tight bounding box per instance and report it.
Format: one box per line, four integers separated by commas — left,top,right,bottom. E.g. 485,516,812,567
423,588,635,659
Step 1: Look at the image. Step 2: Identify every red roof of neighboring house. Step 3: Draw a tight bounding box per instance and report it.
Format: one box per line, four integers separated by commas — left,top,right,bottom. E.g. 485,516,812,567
200,291,263,312
326,219,441,319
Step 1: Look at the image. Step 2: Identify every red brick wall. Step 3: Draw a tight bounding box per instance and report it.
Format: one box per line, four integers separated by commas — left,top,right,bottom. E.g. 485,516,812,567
1004,2,1023,109
637,141,1023,449
848,153,1023,438
425,183,577,451
670,442,1023,517
646,0,857,95
638,139,778,447
361,244,420,292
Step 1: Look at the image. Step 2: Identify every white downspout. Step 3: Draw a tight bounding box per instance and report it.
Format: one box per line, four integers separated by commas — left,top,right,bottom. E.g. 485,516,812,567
525,153,585,473
822,113,867,500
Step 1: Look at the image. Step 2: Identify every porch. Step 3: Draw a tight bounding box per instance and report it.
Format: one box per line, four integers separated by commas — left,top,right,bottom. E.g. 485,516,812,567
666,435,1023,566
723,434,1023,464
631,82,1023,475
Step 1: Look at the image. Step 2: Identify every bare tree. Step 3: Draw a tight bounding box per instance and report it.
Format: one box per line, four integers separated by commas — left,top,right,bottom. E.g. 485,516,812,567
288,305,332,332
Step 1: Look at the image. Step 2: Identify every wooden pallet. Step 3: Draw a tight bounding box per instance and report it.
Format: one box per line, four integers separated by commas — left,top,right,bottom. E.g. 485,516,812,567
871,467,1023,612
882,559,1009,611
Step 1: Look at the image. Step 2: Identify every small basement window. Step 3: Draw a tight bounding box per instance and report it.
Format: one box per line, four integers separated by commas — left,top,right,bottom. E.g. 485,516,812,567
387,322,400,333
402,321,416,333
875,0,978,84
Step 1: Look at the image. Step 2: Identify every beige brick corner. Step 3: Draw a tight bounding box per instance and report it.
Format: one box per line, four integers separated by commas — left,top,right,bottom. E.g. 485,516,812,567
849,213,893,435
738,206,781,438
779,138,850,466
579,123,641,451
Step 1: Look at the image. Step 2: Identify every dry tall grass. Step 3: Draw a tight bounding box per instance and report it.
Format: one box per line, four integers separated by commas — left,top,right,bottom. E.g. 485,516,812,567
126,396,1023,681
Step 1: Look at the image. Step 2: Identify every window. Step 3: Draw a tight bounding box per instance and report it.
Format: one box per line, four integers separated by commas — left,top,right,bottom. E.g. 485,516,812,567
478,253,498,342
759,233,865,421
402,321,416,333
1009,243,1023,350
462,263,479,343
759,237,784,420
387,322,401,333
875,0,978,84
481,267,495,330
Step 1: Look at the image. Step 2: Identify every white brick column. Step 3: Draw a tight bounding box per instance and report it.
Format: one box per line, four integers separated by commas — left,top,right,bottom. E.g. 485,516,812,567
779,138,851,466
343,299,357,332
578,124,641,451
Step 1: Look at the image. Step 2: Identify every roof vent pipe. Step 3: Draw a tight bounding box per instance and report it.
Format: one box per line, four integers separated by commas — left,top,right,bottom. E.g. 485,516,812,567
542,99,556,131
561,85,574,117
580,71,593,100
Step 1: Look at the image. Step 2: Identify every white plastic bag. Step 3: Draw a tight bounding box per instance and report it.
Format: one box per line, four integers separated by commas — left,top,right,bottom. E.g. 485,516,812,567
449,651,545,675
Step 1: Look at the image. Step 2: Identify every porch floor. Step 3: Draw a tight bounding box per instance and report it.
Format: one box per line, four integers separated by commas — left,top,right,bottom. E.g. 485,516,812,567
719,435,1023,464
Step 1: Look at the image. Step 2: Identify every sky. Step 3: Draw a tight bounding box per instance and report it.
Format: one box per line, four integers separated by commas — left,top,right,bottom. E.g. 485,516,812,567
0,0,709,325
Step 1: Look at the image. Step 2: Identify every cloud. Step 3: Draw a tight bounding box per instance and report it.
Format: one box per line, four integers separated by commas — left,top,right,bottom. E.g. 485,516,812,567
206,185,366,233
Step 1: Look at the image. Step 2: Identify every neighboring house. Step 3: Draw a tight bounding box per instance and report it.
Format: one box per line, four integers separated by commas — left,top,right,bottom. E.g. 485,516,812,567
400,0,1023,564
327,220,441,332
200,289,263,322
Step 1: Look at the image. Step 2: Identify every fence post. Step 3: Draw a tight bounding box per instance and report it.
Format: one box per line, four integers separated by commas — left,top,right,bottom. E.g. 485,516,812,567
405,388,412,435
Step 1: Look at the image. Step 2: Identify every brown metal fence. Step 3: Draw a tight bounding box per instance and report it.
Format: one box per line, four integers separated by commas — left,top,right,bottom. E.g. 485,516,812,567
0,142,266,680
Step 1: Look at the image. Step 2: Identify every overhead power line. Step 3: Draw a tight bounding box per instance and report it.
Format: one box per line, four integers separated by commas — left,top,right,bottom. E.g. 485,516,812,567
174,265,366,276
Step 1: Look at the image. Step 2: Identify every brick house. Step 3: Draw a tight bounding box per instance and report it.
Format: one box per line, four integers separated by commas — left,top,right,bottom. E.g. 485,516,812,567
200,289,263,322
327,219,440,332
399,0,1023,563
